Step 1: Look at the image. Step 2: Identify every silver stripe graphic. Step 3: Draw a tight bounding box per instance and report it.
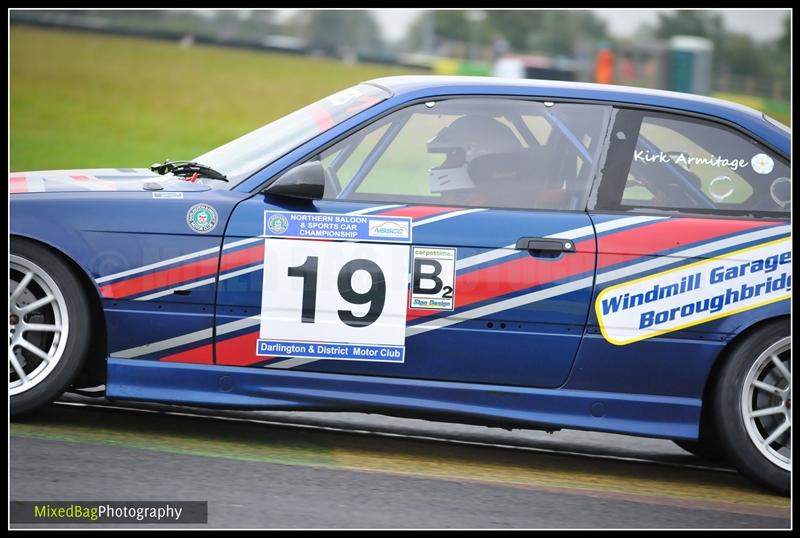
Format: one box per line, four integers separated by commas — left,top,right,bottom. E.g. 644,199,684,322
134,205,456,301
412,207,486,227
95,236,262,284
406,276,595,337
133,264,265,301
112,315,261,359
216,315,261,336
121,204,466,301
267,277,596,370
350,204,403,215
223,236,265,249
265,357,321,369
97,206,400,284
595,224,790,286
113,327,213,359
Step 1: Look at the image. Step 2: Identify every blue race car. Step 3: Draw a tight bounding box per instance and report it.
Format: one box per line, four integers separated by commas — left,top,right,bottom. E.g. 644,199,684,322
10,76,791,494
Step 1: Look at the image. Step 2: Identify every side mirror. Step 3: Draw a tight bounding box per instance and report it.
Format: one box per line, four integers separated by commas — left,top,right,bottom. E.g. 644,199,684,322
264,160,325,200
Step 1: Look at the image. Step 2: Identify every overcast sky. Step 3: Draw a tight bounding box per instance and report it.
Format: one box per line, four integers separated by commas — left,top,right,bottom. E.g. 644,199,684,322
291,9,790,44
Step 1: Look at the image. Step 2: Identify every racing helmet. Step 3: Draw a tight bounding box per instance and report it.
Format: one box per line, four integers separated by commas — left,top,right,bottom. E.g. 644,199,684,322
427,116,524,193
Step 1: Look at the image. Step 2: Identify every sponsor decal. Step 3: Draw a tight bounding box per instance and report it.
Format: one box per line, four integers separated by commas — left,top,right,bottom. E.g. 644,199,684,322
368,220,411,240
257,340,404,363
258,211,411,363
263,210,411,243
266,213,289,235
634,150,750,172
186,204,218,234
152,192,184,199
596,237,791,345
410,247,457,310
751,153,775,175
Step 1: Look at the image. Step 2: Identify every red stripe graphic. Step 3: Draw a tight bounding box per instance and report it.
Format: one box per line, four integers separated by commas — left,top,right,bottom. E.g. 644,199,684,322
378,205,463,220
160,342,214,364
100,206,464,298
10,175,28,193
308,104,335,130
164,219,780,368
101,243,265,299
153,218,782,366
161,331,274,365
406,218,777,323
214,331,263,366
407,237,596,322
216,332,275,366
595,218,774,268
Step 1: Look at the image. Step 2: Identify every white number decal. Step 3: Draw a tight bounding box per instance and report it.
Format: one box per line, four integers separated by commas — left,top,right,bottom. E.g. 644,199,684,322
258,238,410,362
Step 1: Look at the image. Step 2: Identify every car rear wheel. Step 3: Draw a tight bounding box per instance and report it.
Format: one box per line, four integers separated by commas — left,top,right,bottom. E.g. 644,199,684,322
10,239,91,417
713,320,790,495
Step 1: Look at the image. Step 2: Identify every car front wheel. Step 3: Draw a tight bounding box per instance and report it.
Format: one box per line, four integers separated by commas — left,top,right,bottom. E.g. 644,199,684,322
714,320,791,495
10,238,91,417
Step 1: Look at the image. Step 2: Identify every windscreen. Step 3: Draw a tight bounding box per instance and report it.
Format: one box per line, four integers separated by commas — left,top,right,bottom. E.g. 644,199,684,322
194,84,391,186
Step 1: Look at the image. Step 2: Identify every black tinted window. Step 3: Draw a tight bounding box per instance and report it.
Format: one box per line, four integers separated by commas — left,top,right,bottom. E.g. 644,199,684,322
596,109,790,216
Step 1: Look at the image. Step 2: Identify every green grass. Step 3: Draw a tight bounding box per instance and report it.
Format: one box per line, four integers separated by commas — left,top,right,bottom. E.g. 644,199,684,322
712,92,790,127
10,25,421,172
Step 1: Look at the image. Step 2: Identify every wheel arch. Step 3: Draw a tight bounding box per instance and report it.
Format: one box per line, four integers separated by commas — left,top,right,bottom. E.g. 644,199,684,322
10,234,108,387
698,314,790,437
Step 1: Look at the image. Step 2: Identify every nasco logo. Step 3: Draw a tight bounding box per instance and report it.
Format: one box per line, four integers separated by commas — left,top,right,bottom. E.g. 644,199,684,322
368,220,409,239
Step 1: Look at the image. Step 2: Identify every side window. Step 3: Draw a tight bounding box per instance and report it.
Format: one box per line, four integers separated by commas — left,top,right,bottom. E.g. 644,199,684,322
315,98,611,211
596,109,790,216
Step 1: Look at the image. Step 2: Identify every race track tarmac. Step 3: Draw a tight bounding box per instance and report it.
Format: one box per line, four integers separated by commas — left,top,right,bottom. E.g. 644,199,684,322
9,399,790,529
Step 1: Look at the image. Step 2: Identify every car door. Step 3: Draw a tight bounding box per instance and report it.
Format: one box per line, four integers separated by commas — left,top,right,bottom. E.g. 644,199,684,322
217,96,619,388
569,106,791,397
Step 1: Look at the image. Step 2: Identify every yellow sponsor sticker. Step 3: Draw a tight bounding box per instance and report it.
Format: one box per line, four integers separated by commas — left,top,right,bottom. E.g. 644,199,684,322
596,237,791,346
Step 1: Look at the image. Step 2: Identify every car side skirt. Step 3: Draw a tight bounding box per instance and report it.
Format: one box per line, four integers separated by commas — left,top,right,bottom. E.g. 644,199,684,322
106,358,700,440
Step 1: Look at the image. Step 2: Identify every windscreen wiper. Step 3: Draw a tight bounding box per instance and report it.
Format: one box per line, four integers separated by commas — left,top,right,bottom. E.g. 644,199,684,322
150,160,228,182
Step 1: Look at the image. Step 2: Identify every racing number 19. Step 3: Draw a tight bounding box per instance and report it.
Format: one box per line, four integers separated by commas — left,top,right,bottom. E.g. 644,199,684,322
287,256,386,328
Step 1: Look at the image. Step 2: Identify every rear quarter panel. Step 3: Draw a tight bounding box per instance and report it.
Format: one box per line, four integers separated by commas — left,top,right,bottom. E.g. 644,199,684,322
567,215,790,398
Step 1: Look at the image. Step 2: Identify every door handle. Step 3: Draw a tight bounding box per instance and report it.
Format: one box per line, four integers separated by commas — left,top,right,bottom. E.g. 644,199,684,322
515,237,576,254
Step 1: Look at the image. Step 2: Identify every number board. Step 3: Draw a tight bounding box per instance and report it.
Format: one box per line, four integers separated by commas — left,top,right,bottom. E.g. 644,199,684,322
258,211,412,363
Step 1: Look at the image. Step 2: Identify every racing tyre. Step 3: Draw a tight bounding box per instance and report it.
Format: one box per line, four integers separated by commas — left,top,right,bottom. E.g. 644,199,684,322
10,238,92,417
714,320,791,495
